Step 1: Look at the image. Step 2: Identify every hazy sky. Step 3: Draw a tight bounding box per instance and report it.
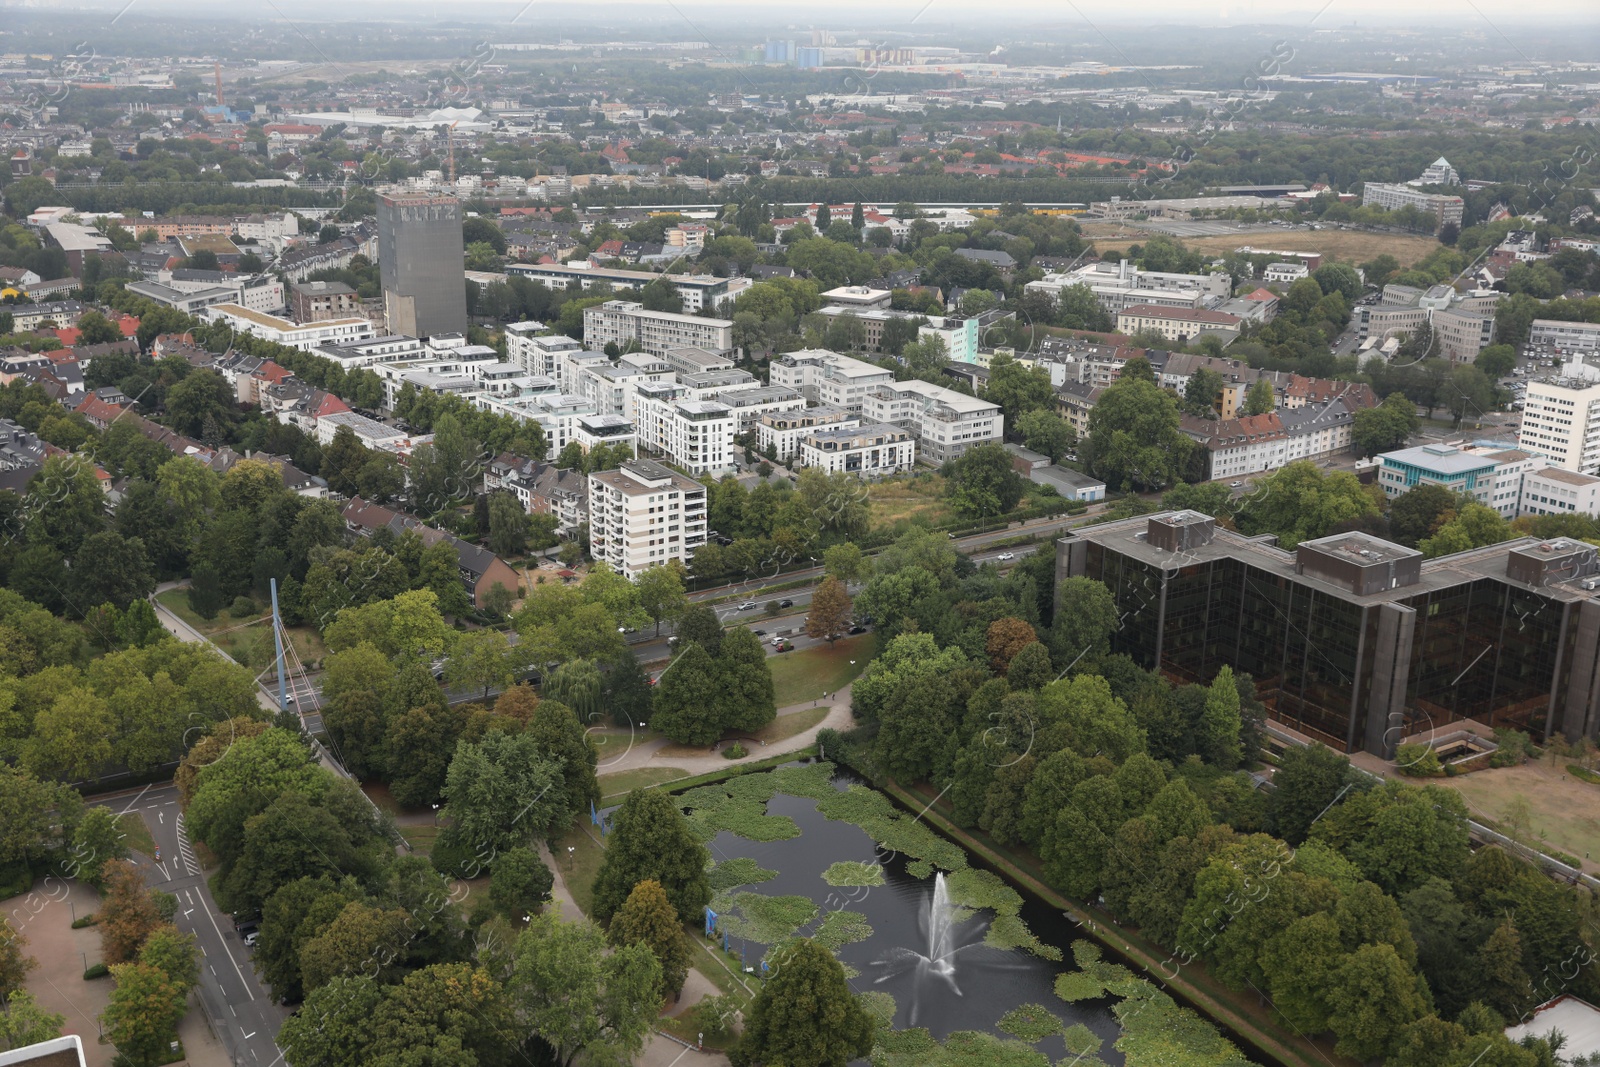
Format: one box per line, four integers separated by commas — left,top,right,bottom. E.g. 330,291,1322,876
19,0,1600,28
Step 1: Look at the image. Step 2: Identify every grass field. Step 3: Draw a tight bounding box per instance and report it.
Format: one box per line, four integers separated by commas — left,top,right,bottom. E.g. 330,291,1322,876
552,825,607,916
156,589,328,671
1438,758,1600,869
1082,227,1442,269
398,824,442,854
598,766,690,802
769,635,874,707
120,813,155,859
868,476,952,530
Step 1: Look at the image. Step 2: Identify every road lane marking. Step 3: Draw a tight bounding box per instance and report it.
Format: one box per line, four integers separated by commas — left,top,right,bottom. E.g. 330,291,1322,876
116,784,152,816
200,888,255,1000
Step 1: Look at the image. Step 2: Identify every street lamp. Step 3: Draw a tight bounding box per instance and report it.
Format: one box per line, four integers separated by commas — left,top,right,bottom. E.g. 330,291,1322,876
431,803,440,825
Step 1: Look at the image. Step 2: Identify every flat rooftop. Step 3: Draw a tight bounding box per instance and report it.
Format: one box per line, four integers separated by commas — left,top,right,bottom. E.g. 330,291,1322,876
1379,443,1500,475
1069,512,1600,607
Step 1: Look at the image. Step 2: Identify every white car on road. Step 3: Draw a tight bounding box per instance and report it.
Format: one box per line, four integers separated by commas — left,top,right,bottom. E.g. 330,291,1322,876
996,552,1015,561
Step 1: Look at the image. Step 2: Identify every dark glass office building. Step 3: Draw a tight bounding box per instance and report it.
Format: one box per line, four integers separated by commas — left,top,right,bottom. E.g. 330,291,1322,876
1058,512,1600,754
377,194,468,339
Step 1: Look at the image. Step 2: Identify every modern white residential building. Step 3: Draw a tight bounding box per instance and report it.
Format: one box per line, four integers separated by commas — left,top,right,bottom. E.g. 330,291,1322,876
797,422,916,476
582,300,734,356
769,349,896,412
632,386,736,476
198,304,374,352
1263,262,1310,284
862,380,1003,463
506,264,735,313
716,385,807,435
756,406,857,462
1025,259,1230,314
314,334,427,372
1518,376,1600,474
504,322,581,377
588,457,709,578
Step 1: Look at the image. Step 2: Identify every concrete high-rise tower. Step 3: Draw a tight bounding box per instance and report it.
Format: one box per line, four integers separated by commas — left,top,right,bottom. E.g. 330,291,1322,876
377,193,468,339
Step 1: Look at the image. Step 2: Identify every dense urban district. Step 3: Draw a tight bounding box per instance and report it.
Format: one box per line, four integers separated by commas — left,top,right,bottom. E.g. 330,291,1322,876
2,8,1600,1067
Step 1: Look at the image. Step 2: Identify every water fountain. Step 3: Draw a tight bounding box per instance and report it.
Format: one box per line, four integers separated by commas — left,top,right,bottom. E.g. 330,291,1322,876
872,872,990,1021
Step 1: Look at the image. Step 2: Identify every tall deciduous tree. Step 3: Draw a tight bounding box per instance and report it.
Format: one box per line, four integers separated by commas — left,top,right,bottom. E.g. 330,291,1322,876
635,563,688,636
509,913,660,1067
1086,377,1192,491
99,859,163,964
439,731,566,858
101,962,188,1067
1200,665,1243,770
731,939,874,1067
0,991,63,1051
607,879,690,998
489,846,553,918
806,577,852,645
0,917,36,1000
651,640,724,745
591,790,710,928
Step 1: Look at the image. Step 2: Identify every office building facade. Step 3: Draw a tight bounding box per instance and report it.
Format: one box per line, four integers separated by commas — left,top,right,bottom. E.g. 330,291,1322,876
1059,511,1600,752
377,194,468,339
1518,376,1600,474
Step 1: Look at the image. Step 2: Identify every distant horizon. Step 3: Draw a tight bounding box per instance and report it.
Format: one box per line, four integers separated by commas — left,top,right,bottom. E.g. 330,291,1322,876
6,0,1600,31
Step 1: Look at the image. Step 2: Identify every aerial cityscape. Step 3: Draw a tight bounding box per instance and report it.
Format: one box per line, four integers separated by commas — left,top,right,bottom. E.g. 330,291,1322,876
1,4,1600,1067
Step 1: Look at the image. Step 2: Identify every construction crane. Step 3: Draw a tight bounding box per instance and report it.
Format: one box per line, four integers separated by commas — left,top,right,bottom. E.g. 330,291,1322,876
213,61,224,108
446,120,460,184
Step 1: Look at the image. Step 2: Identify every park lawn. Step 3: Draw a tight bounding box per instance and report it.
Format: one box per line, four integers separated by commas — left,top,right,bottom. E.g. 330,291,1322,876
552,825,607,916
155,589,328,670
751,706,829,744
769,635,875,708
867,476,952,529
598,766,690,803
1436,758,1600,871
398,824,441,855
119,812,156,859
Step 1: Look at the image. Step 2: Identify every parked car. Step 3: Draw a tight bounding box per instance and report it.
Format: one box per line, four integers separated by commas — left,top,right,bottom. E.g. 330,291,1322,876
738,601,757,611
1229,481,1244,489
848,625,867,635
244,932,259,948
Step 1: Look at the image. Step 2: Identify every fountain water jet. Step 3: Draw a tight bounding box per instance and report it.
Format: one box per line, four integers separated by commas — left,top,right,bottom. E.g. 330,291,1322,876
873,872,991,1022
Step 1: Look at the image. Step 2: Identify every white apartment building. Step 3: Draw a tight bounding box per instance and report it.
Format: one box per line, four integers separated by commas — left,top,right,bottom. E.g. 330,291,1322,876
1263,262,1310,284
583,300,734,357
314,334,426,373
505,323,582,377
798,422,916,477
1529,319,1600,354
862,380,1003,464
757,405,859,461
473,390,635,457
1360,183,1465,232
717,386,807,435
1521,467,1600,519
1518,376,1600,474
769,349,896,412
1484,448,1544,517
1025,259,1230,314
633,387,735,476
588,457,709,578
199,304,373,352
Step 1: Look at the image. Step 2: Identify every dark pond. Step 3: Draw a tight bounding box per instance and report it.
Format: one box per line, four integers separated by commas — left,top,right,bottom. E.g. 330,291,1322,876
695,768,1127,1063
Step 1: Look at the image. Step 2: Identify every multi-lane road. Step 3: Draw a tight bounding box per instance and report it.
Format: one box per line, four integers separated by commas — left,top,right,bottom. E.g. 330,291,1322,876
92,784,288,1067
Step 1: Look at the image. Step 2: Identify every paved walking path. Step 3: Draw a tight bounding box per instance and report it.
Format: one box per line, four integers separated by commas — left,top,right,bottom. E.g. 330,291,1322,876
593,685,854,781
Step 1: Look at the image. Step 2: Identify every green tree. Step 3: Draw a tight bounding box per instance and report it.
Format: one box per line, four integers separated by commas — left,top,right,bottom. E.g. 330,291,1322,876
1016,408,1074,462
0,991,63,1051
1325,942,1431,1061
439,731,566,862
525,699,600,825
101,962,188,1067
1243,377,1276,416
1419,502,1511,558
137,925,198,994
0,917,36,1001
607,878,691,997
1086,377,1191,490
71,806,130,889
718,626,777,733
1476,344,1516,380
1235,462,1381,548
651,640,725,745
444,628,516,699
1267,743,1351,845
984,353,1055,424
635,563,687,636
822,542,868,584
1351,392,1420,458
946,442,1027,518
509,913,660,1067
731,939,874,1067
591,789,710,928
1200,665,1243,770
1389,483,1460,547
1049,576,1118,669
489,846,553,917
